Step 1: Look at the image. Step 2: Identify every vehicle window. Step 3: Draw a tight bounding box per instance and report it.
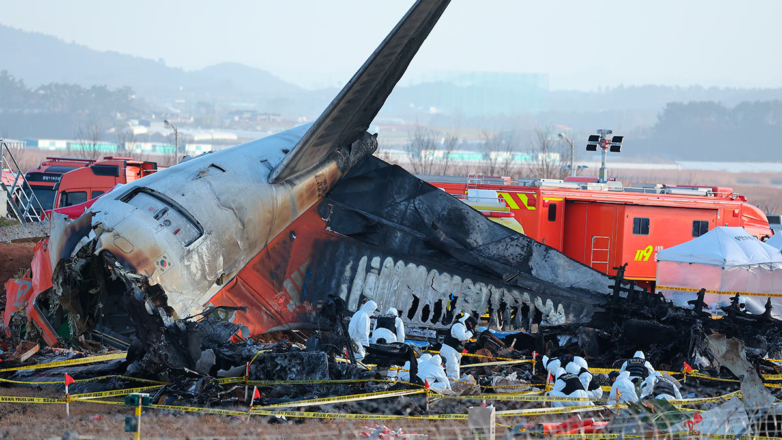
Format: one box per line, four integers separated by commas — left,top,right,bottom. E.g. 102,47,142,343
632,217,650,235
26,185,56,210
548,203,557,222
60,191,88,207
124,190,203,246
692,220,709,237
92,190,105,199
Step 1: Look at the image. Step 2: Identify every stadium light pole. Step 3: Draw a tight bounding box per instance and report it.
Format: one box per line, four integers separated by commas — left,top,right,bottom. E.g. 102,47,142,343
558,133,575,177
164,120,178,164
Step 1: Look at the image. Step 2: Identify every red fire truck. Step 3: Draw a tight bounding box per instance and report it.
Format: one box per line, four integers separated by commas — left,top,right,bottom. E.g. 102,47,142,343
52,157,158,209
427,176,771,289
23,157,97,210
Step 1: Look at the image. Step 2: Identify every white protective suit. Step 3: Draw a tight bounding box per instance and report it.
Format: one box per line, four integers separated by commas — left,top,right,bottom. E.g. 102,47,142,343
347,300,377,361
398,354,431,383
573,357,603,400
440,314,473,380
608,371,639,405
417,355,451,390
640,372,682,401
542,355,585,378
549,365,592,407
372,307,405,344
619,351,655,382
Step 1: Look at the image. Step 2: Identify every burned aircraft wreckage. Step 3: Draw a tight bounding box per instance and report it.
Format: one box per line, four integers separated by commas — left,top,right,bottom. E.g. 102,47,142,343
7,0,782,389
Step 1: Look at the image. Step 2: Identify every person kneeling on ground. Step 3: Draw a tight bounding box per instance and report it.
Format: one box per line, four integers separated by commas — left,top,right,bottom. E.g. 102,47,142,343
608,371,639,406
641,372,682,401
549,364,592,408
417,354,451,391
573,357,603,400
399,353,431,383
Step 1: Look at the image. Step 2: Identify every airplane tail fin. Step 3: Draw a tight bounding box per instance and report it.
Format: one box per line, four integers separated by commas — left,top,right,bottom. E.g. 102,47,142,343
269,0,450,183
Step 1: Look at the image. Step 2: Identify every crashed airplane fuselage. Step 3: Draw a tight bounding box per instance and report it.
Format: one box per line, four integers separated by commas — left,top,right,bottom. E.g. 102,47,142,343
47,0,615,343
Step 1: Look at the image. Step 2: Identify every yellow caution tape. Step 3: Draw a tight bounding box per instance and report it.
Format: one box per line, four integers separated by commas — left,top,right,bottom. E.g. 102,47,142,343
656,285,782,298
497,404,611,416
590,367,682,376
151,403,248,417
69,398,127,406
257,388,425,409
431,392,602,403
0,352,127,372
218,377,424,388
0,395,65,404
686,371,740,383
70,385,163,400
488,383,546,389
0,374,166,386
251,409,468,420
461,359,530,368
427,350,525,363
670,390,742,406
217,376,246,385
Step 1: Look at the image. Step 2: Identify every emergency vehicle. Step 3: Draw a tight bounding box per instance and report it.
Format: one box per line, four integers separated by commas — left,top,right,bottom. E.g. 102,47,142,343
52,157,158,209
23,157,97,210
427,175,771,289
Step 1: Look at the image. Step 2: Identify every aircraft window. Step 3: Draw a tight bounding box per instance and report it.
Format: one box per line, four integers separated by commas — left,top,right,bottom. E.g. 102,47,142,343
633,217,650,235
124,190,203,246
92,191,105,199
692,220,709,237
547,203,557,222
60,191,88,207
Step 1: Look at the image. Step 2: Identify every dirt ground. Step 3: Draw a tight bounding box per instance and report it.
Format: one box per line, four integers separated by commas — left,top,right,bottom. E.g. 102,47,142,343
0,241,35,290
0,387,513,439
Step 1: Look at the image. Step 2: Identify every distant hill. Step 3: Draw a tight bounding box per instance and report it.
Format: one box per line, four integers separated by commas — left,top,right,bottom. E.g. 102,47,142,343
0,24,301,98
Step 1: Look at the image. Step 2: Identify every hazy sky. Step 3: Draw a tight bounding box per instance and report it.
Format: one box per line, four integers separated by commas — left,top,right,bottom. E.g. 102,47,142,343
1,0,780,91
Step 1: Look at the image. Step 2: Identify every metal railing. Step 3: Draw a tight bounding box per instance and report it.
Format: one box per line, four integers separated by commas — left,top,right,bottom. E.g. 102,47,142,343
1,140,46,222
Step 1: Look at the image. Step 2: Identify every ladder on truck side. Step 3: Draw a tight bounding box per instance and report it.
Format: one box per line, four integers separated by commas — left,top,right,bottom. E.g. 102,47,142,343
0,140,46,222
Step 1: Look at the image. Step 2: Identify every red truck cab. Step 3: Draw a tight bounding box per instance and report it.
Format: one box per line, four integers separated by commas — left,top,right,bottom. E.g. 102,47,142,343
23,157,96,210
53,157,157,209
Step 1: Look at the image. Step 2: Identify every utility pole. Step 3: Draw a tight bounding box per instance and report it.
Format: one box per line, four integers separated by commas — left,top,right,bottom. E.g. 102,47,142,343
164,119,178,164
558,133,575,177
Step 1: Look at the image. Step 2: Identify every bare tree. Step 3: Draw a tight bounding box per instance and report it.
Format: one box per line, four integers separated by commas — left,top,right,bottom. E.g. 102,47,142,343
73,120,106,159
114,126,137,156
439,132,460,176
405,123,460,175
525,125,563,179
479,130,520,177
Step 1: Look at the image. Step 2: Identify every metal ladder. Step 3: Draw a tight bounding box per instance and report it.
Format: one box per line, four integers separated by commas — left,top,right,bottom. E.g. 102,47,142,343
590,235,610,272
0,140,46,222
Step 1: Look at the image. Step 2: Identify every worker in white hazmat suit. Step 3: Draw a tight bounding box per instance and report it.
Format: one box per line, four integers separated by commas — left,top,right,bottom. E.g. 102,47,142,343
398,353,431,383
608,371,639,406
372,307,405,344
573,357,603,400
641,372,682,401
542,355,580,378
347,300,377,361
440,314,476,380
417,354,451,390
619,351,655,384
549,365,592,407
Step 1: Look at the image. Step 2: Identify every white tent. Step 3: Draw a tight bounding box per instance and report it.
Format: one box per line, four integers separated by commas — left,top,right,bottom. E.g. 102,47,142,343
656,227,782,315
764,233,782,251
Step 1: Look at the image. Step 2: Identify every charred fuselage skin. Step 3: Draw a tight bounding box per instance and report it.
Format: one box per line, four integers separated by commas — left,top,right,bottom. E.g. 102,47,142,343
80,125,375,318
